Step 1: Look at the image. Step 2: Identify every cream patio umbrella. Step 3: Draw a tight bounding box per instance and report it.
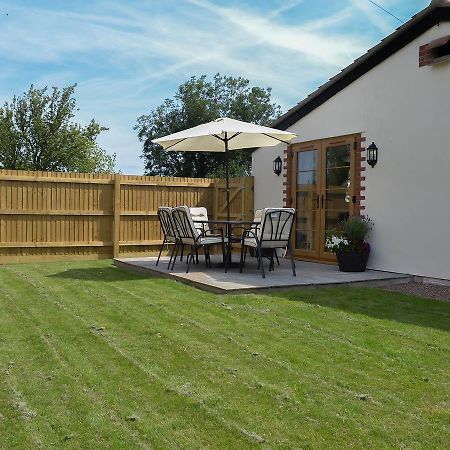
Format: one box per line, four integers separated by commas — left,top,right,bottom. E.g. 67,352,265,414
152,117,297,223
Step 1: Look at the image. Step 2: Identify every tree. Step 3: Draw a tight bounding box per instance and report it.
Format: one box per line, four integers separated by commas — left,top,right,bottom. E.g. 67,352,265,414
0,84,115,173
135,74,282,177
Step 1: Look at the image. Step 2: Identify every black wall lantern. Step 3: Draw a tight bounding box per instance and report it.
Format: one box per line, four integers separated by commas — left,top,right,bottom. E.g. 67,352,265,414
367,142,378,168
273,156,282,175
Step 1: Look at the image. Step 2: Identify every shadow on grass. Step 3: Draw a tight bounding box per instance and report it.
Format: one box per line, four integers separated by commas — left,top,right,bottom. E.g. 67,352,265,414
48,265,164,283
267,287,450,332
47,263,450,333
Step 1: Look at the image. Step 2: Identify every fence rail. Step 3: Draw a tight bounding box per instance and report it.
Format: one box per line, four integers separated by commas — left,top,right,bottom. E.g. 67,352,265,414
0,170,254,263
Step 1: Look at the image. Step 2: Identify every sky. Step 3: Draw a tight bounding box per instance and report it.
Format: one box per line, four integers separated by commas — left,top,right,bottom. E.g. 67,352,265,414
0,0,430,174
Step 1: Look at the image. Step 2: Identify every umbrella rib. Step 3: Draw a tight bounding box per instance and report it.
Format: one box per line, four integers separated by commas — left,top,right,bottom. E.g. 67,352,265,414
214,131,290,145
163,138,188,150
212,132,241,143
227,132,241,141
261,133,292,145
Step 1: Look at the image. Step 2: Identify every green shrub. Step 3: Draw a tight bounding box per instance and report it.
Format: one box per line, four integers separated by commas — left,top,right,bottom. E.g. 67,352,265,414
326,216,373,254
342,216,373,242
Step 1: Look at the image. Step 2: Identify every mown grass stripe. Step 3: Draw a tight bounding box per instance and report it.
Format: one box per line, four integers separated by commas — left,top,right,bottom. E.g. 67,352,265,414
0,275,154,449
0,266,262,448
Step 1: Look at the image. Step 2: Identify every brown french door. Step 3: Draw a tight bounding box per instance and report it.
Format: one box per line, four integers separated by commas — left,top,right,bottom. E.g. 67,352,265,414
292,135,356,262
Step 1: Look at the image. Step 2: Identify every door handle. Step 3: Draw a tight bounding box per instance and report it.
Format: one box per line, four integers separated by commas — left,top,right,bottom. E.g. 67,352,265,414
316,194,319,209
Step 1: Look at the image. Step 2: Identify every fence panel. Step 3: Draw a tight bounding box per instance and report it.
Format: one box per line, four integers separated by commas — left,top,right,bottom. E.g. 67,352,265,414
213,177,254,221
0,170,254,263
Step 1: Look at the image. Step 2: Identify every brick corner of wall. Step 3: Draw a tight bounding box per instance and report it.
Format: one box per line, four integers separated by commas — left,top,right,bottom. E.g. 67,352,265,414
354,135,366,216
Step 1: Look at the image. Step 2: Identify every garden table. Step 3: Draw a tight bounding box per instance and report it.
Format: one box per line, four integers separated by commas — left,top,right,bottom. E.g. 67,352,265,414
193,219,260,270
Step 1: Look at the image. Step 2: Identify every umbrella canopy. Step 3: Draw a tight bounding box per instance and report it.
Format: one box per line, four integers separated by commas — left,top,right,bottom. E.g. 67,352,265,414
152,117,297,227
152,117,296,151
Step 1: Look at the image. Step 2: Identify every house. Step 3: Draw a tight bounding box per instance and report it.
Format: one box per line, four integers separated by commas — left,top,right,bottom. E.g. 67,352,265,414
252,0,450,282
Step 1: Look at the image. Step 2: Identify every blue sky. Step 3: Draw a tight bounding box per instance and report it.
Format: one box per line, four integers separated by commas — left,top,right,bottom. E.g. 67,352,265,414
0,0,429,174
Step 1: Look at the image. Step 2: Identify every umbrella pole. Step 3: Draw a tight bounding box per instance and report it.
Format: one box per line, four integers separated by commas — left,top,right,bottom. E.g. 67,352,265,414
224,136,232,270
225,137,231,223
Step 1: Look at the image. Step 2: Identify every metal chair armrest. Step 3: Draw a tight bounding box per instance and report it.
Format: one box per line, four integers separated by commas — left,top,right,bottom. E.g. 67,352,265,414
208,227,224,236
195,228,225,244
242,228,258,240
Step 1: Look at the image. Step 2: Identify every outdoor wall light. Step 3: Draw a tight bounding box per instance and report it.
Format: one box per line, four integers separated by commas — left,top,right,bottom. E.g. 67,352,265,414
367,142,378,168
273,156,283,175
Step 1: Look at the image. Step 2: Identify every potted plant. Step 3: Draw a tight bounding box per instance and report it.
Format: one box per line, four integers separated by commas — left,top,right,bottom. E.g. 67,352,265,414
326,216,373,272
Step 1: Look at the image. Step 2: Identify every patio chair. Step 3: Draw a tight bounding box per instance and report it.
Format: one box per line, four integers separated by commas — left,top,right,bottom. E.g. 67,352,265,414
189,207,213,264
240,208,296,279
171,206,227,273
254,209,263,223
189,207,211,234
240,209,279,267
156,207,179,269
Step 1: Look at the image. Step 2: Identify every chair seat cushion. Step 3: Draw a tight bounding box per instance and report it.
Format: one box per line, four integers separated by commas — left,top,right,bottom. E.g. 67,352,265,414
244,237,288,248
198,236,227,245
243,237,258,247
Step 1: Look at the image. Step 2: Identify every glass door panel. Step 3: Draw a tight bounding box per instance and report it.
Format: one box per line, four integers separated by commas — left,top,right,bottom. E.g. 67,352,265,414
326,167,350,188
292,136,355,261
325,208,350,231
295,149,319,256
326,144,351,167
325,190,351,210
320,143,352,258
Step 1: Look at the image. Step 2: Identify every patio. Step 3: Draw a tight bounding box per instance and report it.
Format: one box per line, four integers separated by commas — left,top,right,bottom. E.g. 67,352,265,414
114,254,410,293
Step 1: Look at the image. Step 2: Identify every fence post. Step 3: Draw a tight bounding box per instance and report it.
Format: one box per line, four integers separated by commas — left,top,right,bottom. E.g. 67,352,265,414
244,176,254,220
213,179,218,221
113,174,121,258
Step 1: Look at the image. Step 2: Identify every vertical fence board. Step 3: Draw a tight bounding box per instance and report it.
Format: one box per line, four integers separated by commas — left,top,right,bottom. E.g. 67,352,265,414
113,175,121,258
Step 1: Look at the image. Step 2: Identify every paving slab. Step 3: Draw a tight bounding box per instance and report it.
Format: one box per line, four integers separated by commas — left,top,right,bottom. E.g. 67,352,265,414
114,254,410,294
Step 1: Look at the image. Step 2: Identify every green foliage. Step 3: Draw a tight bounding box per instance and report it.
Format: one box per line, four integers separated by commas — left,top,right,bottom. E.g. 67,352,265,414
326,215,373,253
135,74,282,177
0,84,115,173
342,215,373,242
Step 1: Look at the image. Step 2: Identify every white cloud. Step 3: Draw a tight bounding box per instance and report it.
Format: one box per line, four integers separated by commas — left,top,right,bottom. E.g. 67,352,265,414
0,0,424,173
269,0,305,18
188,0,370,67
348,0,400,34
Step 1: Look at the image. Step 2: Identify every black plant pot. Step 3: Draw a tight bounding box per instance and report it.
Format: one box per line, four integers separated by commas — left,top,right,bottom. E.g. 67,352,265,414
336,251,370,272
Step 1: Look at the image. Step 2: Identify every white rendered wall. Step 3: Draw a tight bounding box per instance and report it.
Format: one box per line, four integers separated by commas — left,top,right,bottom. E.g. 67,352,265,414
252,142,285,210
252,24,450,280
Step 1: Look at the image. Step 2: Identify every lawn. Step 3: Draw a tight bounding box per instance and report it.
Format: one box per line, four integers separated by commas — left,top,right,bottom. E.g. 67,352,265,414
0,260,449,449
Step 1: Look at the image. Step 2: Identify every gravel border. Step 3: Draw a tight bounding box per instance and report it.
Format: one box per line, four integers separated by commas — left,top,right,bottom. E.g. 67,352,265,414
380,281,450,302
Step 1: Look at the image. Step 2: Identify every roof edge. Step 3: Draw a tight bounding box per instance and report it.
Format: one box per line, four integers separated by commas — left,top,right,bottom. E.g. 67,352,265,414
273,5,450,131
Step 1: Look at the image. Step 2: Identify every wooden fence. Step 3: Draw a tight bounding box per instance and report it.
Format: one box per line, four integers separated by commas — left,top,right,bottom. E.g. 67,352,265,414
0,170,254,263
